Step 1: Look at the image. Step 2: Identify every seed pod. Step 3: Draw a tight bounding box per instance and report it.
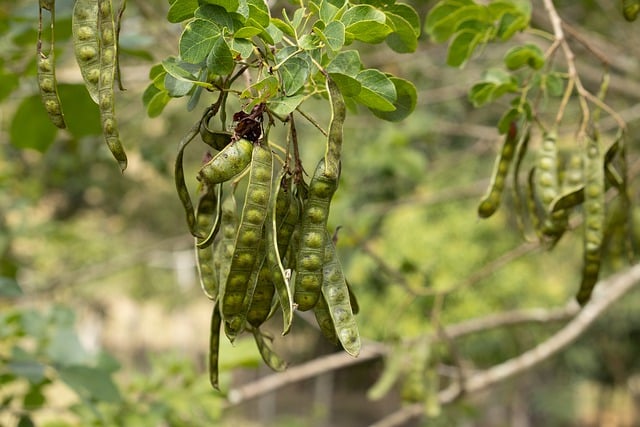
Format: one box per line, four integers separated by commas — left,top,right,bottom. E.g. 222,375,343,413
576,133,605,306
323,76,346,180
265,172,294,334
294,159,338,311
536,130,567,242
313,292,339,345
222,143,273,339
195,183,222,300
209,302,222,390
37,1,66,129
175,121,202,238
72,0,100,104
243,238,270,329
321,232,360,356
251,327,287,371
198,138,254,185
215,191,238,292
98,0,127,171
623,0,640,21
478,121,518,218
200,108,232,151
511,125,531,237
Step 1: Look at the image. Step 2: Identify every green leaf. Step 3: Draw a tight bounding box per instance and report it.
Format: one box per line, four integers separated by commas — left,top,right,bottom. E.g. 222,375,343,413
327,50,362,76
385,11,418,53
200,0,240,12
58,365,122,403
268,94,304,117
234,23,263,39
388,3,421,37
58,85,103,138
340,4,385,27
0,277,22,297
279,56,309,95
446,29,481,67
46,327,90,367
504,43,544,70
354,69,396,111
179,18,221,64
207,37,235,75
271,18,296,38
328,72,361,97
202,0,239,12
542,72,565,97
164,74,194,97
323,20,345,51
497,107,521,134
341,4,392,44
229,38,253,57
496,12,529,40
162,57,205,84
0,66,19,102
247,0,271,27
167,0,198,23
10,94,57,152
146,90,171,118
468,70,519,107
240,75,279,101
425,1,485,43
371,77,416,121
196,4,240,32
319,0,342,23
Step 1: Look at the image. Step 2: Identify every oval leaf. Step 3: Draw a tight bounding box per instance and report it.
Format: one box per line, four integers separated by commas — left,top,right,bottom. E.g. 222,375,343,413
354,68,396,111
371,77,416,121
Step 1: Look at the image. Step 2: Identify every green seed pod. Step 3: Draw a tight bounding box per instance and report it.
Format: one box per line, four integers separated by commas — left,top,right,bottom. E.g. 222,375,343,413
478,121,519,218
313,292,339,345
623,0,640,21
195,183,222,300
215,191,238,292
72,0,100,104
200,108,232,151
222,144,273,339
175,121,202,238
251,327,287,371
321,232,360,356
198,138,254,185
245,247,273,329
37,2,66,129
576,133,605,306
294,159,338,311
97,0,127,171
323,76,346,180
536,130,568,244
209,302,222,390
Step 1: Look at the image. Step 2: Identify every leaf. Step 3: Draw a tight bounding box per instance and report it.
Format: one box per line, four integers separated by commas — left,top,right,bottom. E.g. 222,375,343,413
425,1,486,43
247,0,271,27
58,365,122,403
46,327,90,367
468,70,519,108
271,18,295,38
497,107,521,134
496,12,529,40
57,85,103,139
202,0,240,13
446,29,481,67
542,72,565,97
385,11,418,53
179,18,221,64
328,72,361,97
10,94,57,152
504,43,544,70
371,77,416,121
144,86,171,118
268,94,304,116
207,37,235,75
229,38,253,58
162,57,203,83
354,69,396,111
167,0,199,23
164,74,194,97
388,3,421,37
279,56,309,95
323,20,345,51
319,0,344,23
0,66,19,102
240,75,279,101
196,4,239,32
341,4,392,44
327,50,362,76
0,277,22,297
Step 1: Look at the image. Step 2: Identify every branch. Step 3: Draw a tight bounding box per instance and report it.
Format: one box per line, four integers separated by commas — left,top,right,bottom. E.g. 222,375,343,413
369,263,640,427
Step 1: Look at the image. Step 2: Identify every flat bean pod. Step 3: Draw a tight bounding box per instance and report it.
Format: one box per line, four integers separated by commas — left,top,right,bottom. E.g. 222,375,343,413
321,232,360,356
536,130,567,241
37,1,66,129
294,159,338,311
195,183,222,300
72,0,100,104
251,327,287,371
198,138,253,186
478,121,518,218
244,239,271,329
222,144,273,338
215,191,238,293
209,301,222,390
313,292,339,345
323,76,346,180
98,0,128,171
576,134,605,305
175,120,202,238
200,108,232,150
265,172,294,334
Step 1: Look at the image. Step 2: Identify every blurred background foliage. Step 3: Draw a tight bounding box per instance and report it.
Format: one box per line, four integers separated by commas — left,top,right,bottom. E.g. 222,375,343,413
1,0,639,426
